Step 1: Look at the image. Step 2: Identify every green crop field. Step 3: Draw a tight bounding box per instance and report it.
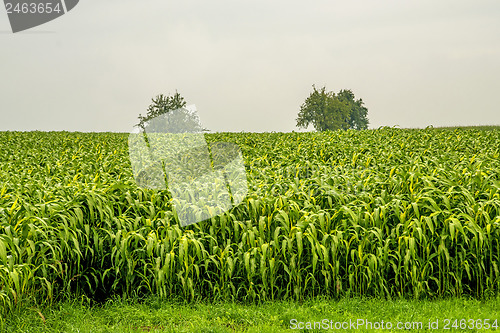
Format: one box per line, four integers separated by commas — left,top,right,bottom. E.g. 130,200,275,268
1,128,499,317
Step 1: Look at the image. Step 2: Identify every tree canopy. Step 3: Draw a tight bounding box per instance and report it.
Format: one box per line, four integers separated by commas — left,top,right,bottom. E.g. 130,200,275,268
296,86,369,131
136,91,203,133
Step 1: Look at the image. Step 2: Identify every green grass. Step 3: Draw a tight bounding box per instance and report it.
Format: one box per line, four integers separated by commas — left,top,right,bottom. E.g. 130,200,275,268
434,125,500,131
400,125,500,130
2,295,500,332
1,128,499,330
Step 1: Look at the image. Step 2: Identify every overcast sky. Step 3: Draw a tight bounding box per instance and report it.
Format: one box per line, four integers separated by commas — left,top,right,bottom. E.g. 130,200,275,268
1,0,499,132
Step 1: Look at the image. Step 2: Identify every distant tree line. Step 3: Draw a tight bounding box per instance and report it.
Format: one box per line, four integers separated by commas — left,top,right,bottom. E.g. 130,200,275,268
137,86,369,133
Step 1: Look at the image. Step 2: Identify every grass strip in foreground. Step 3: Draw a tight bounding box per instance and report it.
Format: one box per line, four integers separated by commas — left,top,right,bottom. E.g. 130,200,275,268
2,296,500,332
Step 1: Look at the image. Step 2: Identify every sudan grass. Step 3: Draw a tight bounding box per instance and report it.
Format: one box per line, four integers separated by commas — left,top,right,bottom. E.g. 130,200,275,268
0,129,499,315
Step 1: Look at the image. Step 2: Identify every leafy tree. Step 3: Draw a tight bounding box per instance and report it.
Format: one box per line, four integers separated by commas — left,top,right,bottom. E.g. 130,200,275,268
296,86,369,131
136,91,204,133
337,89,369,130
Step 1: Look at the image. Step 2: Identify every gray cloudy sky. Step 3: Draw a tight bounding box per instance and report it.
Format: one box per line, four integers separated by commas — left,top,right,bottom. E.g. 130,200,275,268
1,0,499,132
